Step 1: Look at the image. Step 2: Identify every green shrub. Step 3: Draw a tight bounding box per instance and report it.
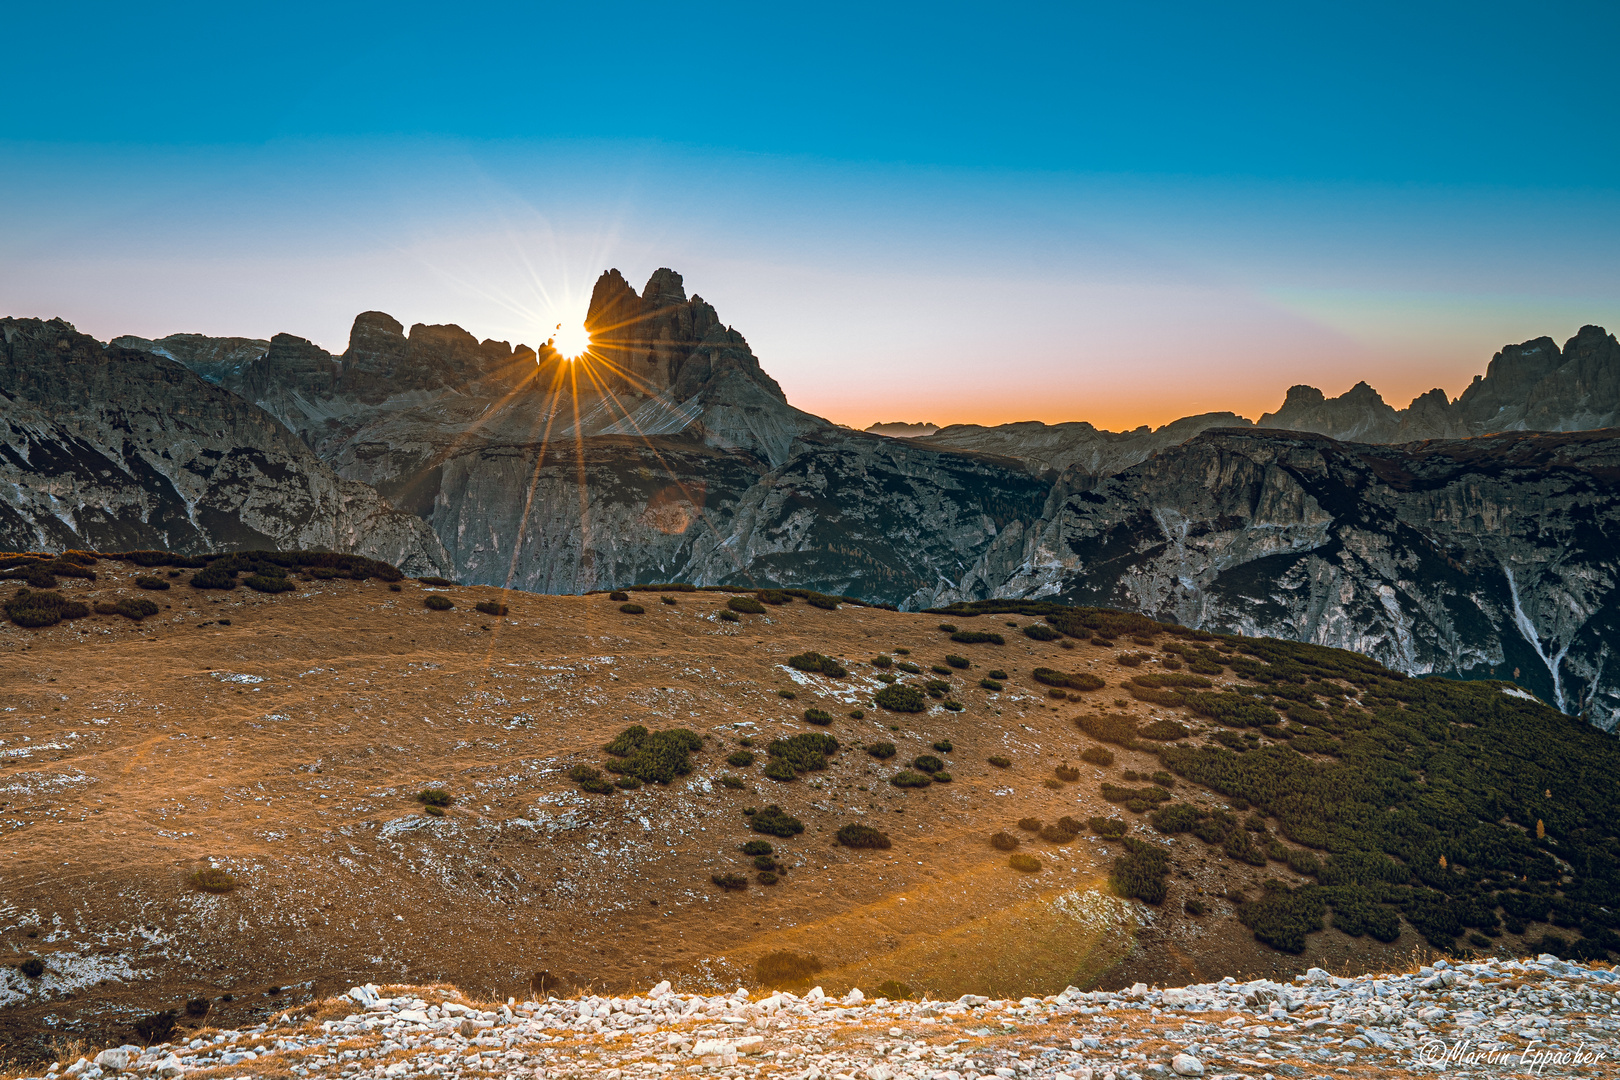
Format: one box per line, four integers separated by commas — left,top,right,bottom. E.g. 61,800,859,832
875,673,897,684
619,602,645,614
579,776,617,794
912,755,945,774
1009,854,1042,872
788,651,848,677
95,597,160,620
1109,837,1170,904
1048,689,1068,700
617,775,643,789
1236,881,1325,953
388,583,402,591
191,868,236,894
727,750,756,768
1023,624,1062,641
945,655,971,669
1150,771,1176,788
1040,823,1077,843
807,593,840,610
475,601,509,616
1139,718,1190,741
719,775,744,790
609,590,629,601
764,758,797,781
890,770,932,788
134,1010,177,1045
836,824,892,849
1117,652,1147,667
950,631,1005,645
758,590,793,605
1076,712,1143,750
803,708,834,726
933,771,953,782
1102,782,1172,805
135,576,170,591
661,595,678,605
750,804,805,837
425,595,453,610
768,732,839,773
932,739,953,752
938,623,957,632
741,840,773,856
188,564,238,589
895,661,922,673
1185,899,1208,916
1089,816,1127,839
778,689,797,699
417,789,453,807
602,726,703,784
19,957,44,978
757,870,779,885
1032,668,1105,691
712,872,749,891
754,951,822,988
876,979,912,1001
719,610,740,622
942,699,964,712
979,678,1004,691
986,669,1008,680
419,576,455,586
1149,803,1201,834
1055,763,1080,782
1017,817,1042,832
866,742,896,759
991,831,1019,850
1080,745,1114,767
987,755,1011,768
245,574,295,593
871,655,893,668
727,596,766,614
4,588,89,627
875,684,926,712
849,709,865,719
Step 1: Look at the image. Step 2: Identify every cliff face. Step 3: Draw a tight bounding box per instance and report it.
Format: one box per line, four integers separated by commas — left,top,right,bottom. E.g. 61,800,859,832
0,318,451,574
984,428,1620,729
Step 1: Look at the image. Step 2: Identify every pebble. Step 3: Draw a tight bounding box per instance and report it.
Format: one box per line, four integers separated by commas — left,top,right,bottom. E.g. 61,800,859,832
19,956,1620,1080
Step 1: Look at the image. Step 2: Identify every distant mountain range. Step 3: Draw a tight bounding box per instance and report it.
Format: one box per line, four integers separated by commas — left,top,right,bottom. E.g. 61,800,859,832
6,269,1619,727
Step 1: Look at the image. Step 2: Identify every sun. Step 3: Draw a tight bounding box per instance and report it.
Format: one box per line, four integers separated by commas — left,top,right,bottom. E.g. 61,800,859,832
549,321,591,360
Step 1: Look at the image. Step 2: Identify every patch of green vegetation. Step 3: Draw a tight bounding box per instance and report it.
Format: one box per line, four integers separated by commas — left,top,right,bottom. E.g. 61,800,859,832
803,708,834,726
749,804,805,837
866,742,897,759
1080,745,1115,767
95,597,160,620
1009,853,1042,873
875,684,926,712
619,602,645,614
1089,816,1127,839
712,872,749,891
727,596,766,614
719,775,744,790
876,979,912,1001
987,755,1011,768
727,750,756,768
890,770,932,788
417,789,453,807
244,573,295,593
789,651,848,677
836,824,892,849
979,678,1003,691
609,590,629,601
1055,763,1080,782
1108,837,1170,904
932,739,953,752
1032,668,1105,691
134,576,170,590
191,868,236,894
741,840,773,856
944,654,971,669
424,594,454,610
475,601,509,616
895,661,922,674
4,588,89,627
602,726,703,784
911,755,945,774
990,831,1019,850
950,630,1005,645
419,576,455,586
871,655,893,668
1023,624,1062,641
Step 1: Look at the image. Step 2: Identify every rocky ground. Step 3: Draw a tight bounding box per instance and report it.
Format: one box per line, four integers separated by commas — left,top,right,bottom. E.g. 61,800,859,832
18,955,1620,1080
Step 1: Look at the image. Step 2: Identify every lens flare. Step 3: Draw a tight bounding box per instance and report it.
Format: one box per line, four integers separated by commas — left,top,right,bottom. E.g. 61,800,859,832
549,321,591,360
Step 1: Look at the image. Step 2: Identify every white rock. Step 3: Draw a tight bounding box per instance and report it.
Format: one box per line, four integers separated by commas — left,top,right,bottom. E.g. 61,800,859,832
649,980,672,998
92,1049,132,1073
150,1055,184,1078
865,1065,893,1080
1170,1053,1203,1076
736,1035,765,1054
807,986,826,1002
845,988,865,1005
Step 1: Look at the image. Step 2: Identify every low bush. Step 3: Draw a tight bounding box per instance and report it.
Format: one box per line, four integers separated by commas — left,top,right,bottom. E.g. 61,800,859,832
475,601,509,616
1040,823,1077,843
19,957,44,978
750,804,806,837
191,868,236,894
425,595,454,610
788,651,849,678
1017,817,1042,832
849,709,865,719
609,590,629,601
423,804,445,816
837,824,892,849
933,770,953,782
741,840,774,856
1138,718,1190,741
1089,816,1127,839
1055,763,1080,782
579,775,617,794
712,872,749,891
979,678,1004,691
419,576,455,586
1009,854,1042,873
727,595,766,614
871,655,893,668
803,708,834,726
661,595,678,605
757,870,779,885
1185,899,1208,916
924,679,951,697
950,631,1005,645
95,597,161,620
603,725,704,784
245,574,295,593
719,610,740,622
768,731,839,773
875,673,897,684
911,754,945,774
1151,771,1176,788
619,602,645,614
758,590,793,605
944,654,970,669
188,564,238,589
727,750,756,767
184,998,210,1018
719,775,744,790
990,831,1020,850
778,689,797,699
4,588,90,627
890,770,932,788
1080,745,1115,767
135,576,170,591
1048,689,1068,700
988,755,1011,768
1109,837,1171,904
932,739,953,752
938,623,957,632
986,668,1008,680
1076,713,1143,750
134,1010,177,1045
1023,623,1062,641
1117,652,1148,667
876,979,912,1001
875,684,926,712
806,593,840,610
763,757,798,781
1032,668,1105,691
1102,782,1172,805
895,661,922,673
865,741,897,761
417,789,453,807
755,951,822,988
617,775,644,789
388,582,402,591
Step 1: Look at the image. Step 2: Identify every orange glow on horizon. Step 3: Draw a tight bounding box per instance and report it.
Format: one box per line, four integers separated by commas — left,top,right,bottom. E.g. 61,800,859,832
548,321,592,360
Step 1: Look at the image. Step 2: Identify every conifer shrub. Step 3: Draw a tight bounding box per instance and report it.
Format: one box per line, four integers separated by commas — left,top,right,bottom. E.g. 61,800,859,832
749,804,805,837
618,775,644,789
425,595,454,610
19,957,44,978
191,868,236,894
788,651,848,677
95,597,161,620
778,689,797,699
991,831,1019,850
1009,854,1042,872
938,623,957,633
876,980,912,1001
755,951,822,987
1108,837,1170,904
1017,817,1042,832
806,593,840,610
758,590,793,605
134,1010,178,1045
942,698,964,711
728,750,756,768
1185,899,1208,916
713,872,749,891
849,709,865,719
871,655,893,668
950,631,1005,645
742,840,774,856
836,824,892,849
752,853,778,871
719,775,744,790
1089,816,1127,839
1080,745,1114,767
725,595,766,614
911,754,945,774
475,601,509,616
609,591,629,601
1033,668,1105,691
602,725,703,784
135,576,170,590
1023,624,1062,641
979,678,1003,691
931,664,954,676
719,610,740,622
895,661,922,673
866,742,897,759
987,755,1011,768
419,576,455,586
388,582,402,591
768,731,839,773
875,672,897,684
986,668,1008,679
758,870,779,885
933,739,953,752
417,789,453,808
4,588,90,627
875,684,926,712
1048,689,1068,700
1151,771,1175,788
661,595,678,605
619,602,645,614
1055,763,1080,782
245,573,295,593
1076,713,1143,750
1139,718,1190,741
890,770,932,788
803,708,834,726
933,771,953,782
1040,823,1077,843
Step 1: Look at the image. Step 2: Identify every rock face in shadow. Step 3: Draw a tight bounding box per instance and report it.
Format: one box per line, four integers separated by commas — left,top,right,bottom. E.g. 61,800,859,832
1,317,451,574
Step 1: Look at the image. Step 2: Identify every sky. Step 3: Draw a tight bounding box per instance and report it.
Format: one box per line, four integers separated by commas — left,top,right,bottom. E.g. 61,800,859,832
3,1,1618,431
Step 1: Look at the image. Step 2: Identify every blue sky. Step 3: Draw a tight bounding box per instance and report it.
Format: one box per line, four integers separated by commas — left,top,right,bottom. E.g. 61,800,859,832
3,1,1617,428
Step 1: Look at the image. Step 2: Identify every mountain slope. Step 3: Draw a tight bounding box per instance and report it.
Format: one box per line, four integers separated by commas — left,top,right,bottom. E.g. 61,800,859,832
0,317,450,573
